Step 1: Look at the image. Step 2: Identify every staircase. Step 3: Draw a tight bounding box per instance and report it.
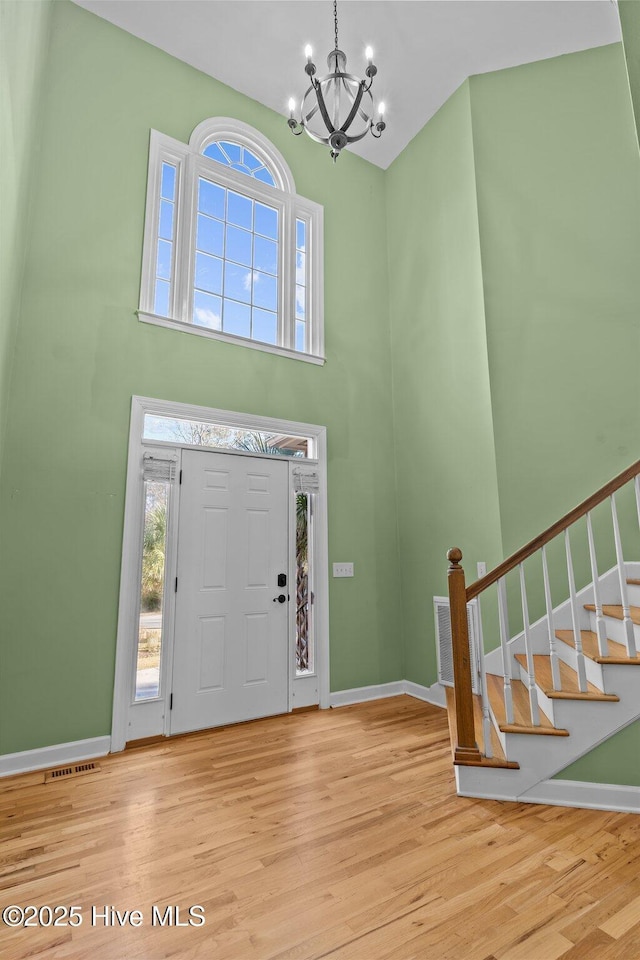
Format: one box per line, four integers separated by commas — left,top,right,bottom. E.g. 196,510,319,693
446,460,640,811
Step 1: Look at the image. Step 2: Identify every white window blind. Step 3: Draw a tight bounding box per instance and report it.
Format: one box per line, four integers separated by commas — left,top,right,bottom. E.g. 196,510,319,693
292,467,320,493
143,453,177,482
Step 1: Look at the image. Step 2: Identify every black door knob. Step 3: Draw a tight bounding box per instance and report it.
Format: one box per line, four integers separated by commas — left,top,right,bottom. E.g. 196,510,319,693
273,594,286,603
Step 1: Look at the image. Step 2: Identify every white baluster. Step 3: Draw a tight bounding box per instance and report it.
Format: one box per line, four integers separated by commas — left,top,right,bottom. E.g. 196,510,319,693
519,564,540,726
541,546,561,690
497,577,514,725
586,511,608,658
565,529,588,691
611,492,637,657
635,475,640,534
475,562,493,759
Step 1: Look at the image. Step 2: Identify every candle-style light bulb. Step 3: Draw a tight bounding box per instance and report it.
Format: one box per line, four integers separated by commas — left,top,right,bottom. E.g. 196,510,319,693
288,98,296,118
365,46,373,63
305,44,313,61
378,102,386,117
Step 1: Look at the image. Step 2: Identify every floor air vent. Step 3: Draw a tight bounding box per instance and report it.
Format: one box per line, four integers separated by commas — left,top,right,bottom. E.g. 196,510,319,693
44,761,100,783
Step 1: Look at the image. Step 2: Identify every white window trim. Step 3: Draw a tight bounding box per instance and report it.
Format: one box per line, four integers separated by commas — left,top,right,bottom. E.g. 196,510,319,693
139,119,324,362
136,310,325,365
111,396,330,752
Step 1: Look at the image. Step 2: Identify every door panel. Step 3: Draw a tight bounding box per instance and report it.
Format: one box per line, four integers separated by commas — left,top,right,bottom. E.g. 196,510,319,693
171,450,289,734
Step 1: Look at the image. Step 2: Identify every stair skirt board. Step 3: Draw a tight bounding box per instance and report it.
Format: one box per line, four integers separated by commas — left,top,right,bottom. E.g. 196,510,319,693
456,774,640,814
519,779,640,814
329,680,447,709
455,767,640,814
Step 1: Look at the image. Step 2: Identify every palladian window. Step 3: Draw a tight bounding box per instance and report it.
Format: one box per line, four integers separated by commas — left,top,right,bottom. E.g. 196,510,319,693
138,118,324,363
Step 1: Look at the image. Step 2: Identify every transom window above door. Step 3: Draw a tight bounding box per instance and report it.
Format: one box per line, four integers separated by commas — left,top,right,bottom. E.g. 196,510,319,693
138,118,324,364
143,412,314,458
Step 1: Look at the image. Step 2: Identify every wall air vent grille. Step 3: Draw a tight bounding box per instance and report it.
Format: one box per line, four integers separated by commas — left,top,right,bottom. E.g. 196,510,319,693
434,596,481,695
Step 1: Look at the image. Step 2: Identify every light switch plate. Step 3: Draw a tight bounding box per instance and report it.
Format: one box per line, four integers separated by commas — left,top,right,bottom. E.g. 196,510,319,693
333,562,354,578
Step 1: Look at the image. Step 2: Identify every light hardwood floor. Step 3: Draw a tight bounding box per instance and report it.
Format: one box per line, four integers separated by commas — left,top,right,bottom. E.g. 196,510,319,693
1,696,639,960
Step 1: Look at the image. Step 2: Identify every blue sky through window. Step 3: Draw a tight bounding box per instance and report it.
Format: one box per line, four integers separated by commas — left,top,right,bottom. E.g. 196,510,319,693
194,174,278,344
203,140,276,187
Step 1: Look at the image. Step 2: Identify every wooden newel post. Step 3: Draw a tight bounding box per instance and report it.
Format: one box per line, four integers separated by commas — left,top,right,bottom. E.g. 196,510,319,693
447,548,481,764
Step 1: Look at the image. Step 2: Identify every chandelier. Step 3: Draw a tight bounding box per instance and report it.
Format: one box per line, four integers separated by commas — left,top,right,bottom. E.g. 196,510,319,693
287,0,386,162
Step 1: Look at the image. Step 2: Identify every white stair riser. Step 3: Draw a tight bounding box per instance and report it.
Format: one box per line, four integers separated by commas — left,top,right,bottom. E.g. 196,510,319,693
626,583,640,605
514,659,558,726
553,640,605,689
514,657,622,728
587,610,640,648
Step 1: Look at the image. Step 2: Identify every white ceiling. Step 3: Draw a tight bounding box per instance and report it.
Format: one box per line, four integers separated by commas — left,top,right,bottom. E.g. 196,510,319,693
73,1,621,169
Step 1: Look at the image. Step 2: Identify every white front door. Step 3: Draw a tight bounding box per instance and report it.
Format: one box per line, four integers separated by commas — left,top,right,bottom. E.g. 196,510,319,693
171,449,290,734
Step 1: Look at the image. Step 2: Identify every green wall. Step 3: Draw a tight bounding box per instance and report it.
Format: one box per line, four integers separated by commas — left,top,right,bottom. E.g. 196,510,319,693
555,721,640,787
0,0,52,477
0,1,402,754
385,44,640,783
619,0,640,146
385,82,504,686
471,45,640,612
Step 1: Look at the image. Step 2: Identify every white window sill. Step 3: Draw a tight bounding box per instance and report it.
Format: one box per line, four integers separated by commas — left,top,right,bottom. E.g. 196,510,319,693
137,311,326,366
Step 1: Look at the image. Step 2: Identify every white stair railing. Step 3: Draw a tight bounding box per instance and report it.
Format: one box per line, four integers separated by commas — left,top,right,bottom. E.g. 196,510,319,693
475,563,493,759
497,576,515,725
611,493,637,658
586,511,608,658
565,529,588,692
519,563,540,725
541,545,561,690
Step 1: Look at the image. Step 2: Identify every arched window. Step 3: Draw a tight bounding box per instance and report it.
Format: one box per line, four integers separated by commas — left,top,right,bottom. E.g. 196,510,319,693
202,141,276,186
138,118,324,363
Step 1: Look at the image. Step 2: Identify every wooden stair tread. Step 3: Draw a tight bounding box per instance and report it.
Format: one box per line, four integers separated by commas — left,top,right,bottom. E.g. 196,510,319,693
627,578,640,586
555,629,640,664
486,673,569,737
514,654,618,701
584,603,640,625
444,687,518,769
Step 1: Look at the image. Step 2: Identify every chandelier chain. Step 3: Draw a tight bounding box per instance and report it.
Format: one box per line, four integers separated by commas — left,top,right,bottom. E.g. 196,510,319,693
334,0,339,52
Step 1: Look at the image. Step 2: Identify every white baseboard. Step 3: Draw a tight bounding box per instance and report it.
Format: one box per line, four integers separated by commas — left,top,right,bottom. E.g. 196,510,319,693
329,681,405,708
403,680,447,708
0,736,111,778
329,679,447,709
518,778,640,814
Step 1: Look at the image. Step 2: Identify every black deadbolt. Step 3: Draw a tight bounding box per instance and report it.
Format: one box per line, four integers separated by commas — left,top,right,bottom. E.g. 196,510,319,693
277,573,287,587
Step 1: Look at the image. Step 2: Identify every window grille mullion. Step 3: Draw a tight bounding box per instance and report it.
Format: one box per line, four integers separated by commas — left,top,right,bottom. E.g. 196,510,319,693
280,198,294,351
175,154,196,325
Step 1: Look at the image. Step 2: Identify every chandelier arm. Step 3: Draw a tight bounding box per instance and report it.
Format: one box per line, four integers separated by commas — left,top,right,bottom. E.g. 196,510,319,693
303,102,321,123
339,81,366,134
342,78,374,125
314,81,337,136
